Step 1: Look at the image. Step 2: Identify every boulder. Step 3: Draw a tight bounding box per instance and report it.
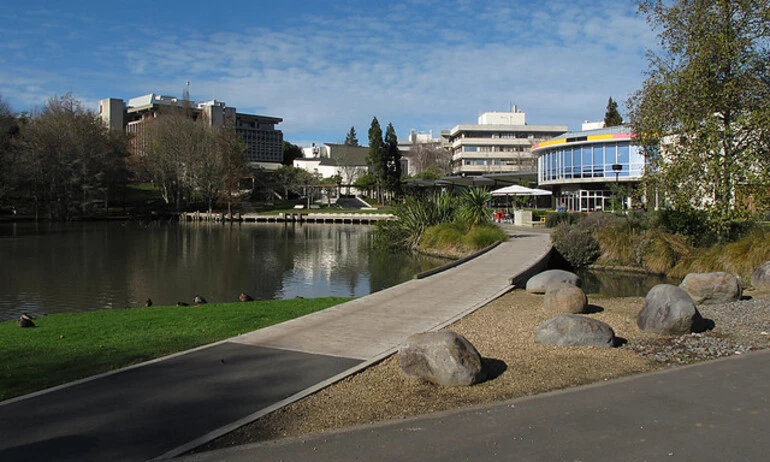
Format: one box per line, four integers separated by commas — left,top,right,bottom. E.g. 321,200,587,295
679,272,742,305
534,315,615,347
399,331,485,386
526,270,581,294
637,284,706,335
751,261,770,291
544,283,588,314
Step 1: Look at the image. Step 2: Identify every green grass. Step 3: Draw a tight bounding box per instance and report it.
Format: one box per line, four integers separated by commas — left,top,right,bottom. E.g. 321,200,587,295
0,297,350,401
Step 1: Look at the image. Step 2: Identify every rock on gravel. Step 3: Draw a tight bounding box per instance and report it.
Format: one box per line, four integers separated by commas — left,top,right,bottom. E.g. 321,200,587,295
399,331,485,386
544,283,587,314
534,315,616,347
637,284,706,335
752,262,770,291
680,272,742,305
526,270,580,294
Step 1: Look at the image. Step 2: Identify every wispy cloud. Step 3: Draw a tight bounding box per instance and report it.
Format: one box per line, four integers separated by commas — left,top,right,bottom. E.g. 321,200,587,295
0,0,656,143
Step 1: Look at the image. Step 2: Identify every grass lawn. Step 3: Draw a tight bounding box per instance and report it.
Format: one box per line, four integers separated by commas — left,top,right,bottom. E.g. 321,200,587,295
0,297,350,401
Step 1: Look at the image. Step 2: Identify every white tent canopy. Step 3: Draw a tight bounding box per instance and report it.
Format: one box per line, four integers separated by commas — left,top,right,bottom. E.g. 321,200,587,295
490,185,552,196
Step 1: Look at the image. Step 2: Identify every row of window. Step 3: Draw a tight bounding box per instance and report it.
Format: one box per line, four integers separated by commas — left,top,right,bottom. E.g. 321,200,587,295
461,146,528,153
538,142,645,183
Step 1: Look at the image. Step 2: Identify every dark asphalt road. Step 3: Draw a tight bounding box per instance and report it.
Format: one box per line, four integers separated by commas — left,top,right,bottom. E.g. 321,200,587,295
0,343,361,462
181,350,770,462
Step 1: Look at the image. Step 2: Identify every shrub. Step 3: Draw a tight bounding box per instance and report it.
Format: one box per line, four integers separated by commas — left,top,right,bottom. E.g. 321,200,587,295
545,212,582,228
551,222,601,268
463,225,507,250
420,222,466,249
670,227,770,283
652,209,716,245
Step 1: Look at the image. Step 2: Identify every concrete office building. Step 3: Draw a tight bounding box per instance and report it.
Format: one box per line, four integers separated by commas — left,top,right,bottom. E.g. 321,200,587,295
98,94,284,168
533,123,643,212
444,108,568,176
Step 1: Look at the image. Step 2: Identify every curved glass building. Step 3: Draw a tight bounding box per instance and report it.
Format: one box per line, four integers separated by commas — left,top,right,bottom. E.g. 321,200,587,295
533,125,643,212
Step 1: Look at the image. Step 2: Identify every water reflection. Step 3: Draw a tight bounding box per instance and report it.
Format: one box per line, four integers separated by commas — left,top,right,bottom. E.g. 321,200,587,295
578,269,680,297
0,221,446,320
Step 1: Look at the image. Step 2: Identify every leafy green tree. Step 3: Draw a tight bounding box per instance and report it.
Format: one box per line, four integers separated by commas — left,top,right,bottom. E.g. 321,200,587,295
282,141,303,165
604,97,623,126
344,126,359,146
367,117,385,201
628,0,770,240
384,122,402,197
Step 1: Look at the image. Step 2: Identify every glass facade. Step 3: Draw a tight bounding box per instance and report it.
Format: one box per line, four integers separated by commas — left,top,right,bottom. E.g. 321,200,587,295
538,141,644,184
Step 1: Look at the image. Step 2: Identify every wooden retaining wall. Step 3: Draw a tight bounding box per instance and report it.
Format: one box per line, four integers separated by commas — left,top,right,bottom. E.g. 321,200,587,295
180,211,395,225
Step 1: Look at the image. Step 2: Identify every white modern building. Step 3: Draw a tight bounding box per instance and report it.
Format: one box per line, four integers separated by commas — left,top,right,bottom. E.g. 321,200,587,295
444,108,568,176
293,143,370,188
533,123,643,212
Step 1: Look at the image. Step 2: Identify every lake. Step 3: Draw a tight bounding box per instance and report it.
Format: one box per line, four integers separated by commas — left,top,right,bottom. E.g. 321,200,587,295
0,221,447,321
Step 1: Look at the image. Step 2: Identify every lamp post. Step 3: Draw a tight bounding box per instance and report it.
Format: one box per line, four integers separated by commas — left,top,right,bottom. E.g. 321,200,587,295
611,164,622,213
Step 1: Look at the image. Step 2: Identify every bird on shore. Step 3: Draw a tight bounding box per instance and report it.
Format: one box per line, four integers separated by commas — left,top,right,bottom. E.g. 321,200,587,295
238,292,254,302
144,298,153,307
176,301,190,307
17,313,35,328
194,295,207,306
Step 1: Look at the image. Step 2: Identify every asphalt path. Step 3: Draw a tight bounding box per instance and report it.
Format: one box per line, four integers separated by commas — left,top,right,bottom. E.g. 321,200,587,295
0,343,361,461
180,349,770,462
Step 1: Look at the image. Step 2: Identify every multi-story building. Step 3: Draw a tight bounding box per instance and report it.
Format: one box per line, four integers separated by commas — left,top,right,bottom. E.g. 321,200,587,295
98,94,284,168
533,123,643,212
444,108,568,176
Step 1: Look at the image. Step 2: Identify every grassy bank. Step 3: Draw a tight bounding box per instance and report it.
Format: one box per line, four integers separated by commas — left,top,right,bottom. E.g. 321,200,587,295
0,298,350,401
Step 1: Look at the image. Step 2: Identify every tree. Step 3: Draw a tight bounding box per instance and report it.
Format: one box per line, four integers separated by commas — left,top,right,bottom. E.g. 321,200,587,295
367,117,385,202
344,126,359,146
628,0,770,239
0,95,20,202
214,121,247,215
604,97,624,126
282,141,302,165
384,123,402,198
407,143,451,177
17,94,128,219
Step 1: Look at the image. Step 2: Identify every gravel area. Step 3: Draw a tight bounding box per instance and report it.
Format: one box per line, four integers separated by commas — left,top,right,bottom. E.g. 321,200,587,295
198,288,770,453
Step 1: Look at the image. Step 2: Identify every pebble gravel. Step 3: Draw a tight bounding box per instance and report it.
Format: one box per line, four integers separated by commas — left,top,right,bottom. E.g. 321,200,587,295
625,294,770,364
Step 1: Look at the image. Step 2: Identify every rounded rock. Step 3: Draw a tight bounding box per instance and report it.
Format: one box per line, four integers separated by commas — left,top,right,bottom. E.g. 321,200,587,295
544,283,587,314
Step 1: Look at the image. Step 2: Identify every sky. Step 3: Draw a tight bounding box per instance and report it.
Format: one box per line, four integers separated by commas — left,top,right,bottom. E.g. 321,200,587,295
0,0,657,147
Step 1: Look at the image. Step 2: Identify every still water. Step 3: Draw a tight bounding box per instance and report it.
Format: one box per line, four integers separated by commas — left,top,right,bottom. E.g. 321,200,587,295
0,221,447,321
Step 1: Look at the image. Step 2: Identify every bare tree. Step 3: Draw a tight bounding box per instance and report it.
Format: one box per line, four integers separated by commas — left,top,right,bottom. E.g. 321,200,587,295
406,142,451,177
17,94,128,219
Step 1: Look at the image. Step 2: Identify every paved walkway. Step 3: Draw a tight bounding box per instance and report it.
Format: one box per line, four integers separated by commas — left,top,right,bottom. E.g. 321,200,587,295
180,349,770,462
0,226,552,462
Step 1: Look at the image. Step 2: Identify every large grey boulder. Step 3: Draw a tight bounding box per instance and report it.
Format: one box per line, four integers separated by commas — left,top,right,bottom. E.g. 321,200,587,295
679,272,742,305
526,270,581,294
751,261,770,291
399,331,485,386
637,284,705,335
544,283,587,314
534,315,616,347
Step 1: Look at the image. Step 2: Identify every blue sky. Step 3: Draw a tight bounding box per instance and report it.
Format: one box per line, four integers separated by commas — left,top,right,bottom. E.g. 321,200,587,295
0,0,656,146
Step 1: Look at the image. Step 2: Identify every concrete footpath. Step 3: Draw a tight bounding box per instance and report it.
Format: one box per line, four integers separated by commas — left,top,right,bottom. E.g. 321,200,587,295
0,226,552,462
180,349,770,462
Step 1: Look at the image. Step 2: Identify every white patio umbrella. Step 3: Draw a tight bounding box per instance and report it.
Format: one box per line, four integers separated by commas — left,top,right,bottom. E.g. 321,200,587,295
490,185,552,196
